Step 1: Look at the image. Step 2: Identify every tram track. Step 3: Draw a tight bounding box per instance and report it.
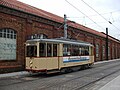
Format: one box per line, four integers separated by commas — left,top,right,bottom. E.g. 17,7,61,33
0,60,120,90
37,61,120,90
73,66,120,90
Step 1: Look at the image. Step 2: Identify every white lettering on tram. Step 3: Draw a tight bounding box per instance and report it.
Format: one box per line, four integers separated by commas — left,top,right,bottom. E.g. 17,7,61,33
63,56,89,63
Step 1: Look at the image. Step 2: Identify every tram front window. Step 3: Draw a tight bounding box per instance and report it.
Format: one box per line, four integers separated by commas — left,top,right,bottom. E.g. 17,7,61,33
26,46,37,57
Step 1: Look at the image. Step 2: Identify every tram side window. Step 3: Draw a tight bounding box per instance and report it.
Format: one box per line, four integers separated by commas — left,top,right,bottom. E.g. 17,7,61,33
47,43,52,57
26,46,37,57
79,46,89,55
53,44,57,56
79,46,82,55
63,44,71,56
39,43,46,57
81,46,85,55
85,46,89,55
63,44,89,56
71,45,79,56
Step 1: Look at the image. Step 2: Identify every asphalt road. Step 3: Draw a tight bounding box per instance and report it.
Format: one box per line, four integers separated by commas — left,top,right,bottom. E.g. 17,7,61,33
0,59,120,90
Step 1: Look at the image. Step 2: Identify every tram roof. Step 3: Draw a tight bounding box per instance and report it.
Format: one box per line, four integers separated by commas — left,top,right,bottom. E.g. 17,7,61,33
26,38,93,46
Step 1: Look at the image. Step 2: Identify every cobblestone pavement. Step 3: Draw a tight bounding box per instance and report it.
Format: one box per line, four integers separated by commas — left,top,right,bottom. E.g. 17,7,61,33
0,59,120,90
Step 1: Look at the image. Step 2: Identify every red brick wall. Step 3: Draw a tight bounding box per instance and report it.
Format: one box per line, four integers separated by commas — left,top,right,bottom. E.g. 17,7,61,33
0,12,26,73
0,6,120,73
0,10,61,73
32,22,54,38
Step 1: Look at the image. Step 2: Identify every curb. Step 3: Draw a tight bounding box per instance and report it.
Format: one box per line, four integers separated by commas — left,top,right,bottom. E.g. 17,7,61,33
0,71,29,78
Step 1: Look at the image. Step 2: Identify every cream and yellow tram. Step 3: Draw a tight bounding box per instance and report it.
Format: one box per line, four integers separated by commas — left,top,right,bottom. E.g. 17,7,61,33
25,38,94,73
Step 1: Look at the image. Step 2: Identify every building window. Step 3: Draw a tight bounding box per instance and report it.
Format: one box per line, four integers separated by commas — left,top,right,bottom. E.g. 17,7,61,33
0,28,17,60
27,34,48,40
108,46,110,56
103,46,105,57
112,45,114,58
116,46,117,57
96,44,99,57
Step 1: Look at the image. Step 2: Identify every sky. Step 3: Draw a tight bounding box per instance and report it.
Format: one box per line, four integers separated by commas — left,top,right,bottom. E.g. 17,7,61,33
17,0,120,40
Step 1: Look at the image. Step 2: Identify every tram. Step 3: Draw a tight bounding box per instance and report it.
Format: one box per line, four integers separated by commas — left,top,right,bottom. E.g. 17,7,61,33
25,38,94,73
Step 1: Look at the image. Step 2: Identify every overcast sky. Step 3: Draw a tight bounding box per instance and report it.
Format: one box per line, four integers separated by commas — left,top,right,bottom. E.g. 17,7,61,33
17,0,120,40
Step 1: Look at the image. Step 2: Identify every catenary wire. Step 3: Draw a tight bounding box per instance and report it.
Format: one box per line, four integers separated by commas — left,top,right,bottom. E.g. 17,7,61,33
65,0,105,30
67,10,120,19
81,0,120,31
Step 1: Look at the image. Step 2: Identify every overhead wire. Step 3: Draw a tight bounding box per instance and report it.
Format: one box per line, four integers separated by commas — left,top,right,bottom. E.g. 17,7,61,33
81,0,120,31
65,0,105,30
89,10,120,17
67,10,120,19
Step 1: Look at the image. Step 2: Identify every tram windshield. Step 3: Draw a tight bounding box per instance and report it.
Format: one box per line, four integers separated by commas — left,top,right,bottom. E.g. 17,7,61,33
26,46,37,57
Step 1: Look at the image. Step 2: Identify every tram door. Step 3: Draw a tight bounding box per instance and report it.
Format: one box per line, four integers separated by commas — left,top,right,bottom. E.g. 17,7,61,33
39,43,59,70
26,45,37,70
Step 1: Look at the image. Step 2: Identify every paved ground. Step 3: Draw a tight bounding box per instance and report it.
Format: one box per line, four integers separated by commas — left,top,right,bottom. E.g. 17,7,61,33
99,75,120,90
0,59,119,78
0,71,29,78
0,59,120,90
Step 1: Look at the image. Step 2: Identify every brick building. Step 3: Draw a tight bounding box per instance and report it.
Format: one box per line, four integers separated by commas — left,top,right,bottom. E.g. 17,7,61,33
0,0,120,73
